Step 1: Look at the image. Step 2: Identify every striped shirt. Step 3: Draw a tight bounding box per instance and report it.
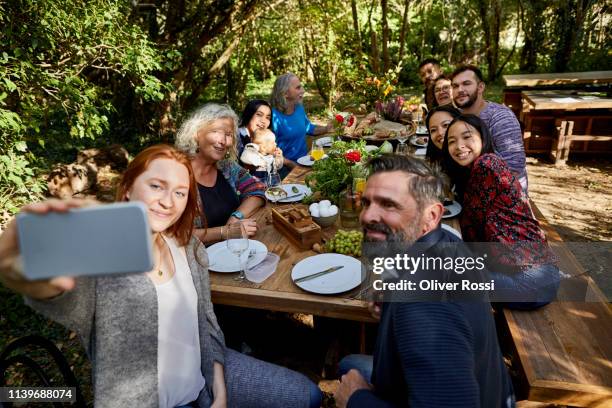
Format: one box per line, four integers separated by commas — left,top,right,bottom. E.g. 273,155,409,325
479,102,528,193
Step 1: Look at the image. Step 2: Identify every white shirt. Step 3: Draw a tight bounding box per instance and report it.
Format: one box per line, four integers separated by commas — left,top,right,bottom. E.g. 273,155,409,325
155,236,206,408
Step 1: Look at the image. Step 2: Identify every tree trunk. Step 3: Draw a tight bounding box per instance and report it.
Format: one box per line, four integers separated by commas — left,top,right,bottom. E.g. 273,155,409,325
368,0,380,73
398,0,411,63
381,0,390,72
553,0,593,72
477,0,502,82
350,0,362,53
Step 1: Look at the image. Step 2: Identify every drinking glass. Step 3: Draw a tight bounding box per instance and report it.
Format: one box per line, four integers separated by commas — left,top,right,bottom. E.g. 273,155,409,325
396,143,409,156
311,141,325,161
266,170,281,189
412,109,423,129
225,222,249,281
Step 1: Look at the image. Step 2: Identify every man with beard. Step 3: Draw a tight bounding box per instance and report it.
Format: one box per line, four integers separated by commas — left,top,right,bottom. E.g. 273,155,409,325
417,58,442,110
451,65,528,193
334,155,515,408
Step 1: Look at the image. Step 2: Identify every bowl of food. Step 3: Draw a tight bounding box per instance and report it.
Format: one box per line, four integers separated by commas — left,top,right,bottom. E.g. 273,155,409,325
309,200,339,228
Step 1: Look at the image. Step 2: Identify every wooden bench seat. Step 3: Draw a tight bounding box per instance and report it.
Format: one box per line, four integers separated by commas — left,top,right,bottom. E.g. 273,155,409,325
497,202,612,407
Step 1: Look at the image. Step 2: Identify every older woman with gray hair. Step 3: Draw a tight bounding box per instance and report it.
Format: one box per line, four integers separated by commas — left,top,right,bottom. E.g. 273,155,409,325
270,73,333,167
176,103,265,243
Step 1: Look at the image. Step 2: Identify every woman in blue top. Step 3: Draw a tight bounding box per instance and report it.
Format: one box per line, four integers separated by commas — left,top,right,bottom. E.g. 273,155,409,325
269,73,332,168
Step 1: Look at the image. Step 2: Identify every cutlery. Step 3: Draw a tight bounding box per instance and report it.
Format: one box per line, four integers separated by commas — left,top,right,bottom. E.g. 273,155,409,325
280,191,304,200
294,265,344,283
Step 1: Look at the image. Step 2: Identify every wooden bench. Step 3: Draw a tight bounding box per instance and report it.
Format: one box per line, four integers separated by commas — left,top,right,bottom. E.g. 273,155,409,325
497,202,612,407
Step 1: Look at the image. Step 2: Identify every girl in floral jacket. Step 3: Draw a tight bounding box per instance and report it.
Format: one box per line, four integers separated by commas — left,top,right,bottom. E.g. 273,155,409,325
443,114,559,309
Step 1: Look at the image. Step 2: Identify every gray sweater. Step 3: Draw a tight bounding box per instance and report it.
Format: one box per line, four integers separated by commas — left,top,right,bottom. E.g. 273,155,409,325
26,236,225,407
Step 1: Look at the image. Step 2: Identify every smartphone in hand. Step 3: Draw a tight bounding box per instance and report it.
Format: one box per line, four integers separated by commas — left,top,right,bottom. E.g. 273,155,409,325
16,202,153,280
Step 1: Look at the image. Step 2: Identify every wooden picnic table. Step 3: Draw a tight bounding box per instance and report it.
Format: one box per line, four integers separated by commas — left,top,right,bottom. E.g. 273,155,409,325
502,71,612,119
209,164,461,323
521,90,612,112
520,90,612,164
504,71,612,88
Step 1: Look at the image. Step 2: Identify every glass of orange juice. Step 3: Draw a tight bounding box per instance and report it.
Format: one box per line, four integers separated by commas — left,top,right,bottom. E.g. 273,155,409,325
311,142,325,161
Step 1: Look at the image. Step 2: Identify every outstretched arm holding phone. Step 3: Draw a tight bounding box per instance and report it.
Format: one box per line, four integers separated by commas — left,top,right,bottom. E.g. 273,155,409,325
0,199,87,299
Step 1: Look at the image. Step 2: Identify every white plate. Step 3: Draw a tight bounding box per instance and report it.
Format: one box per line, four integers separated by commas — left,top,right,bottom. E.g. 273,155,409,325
265,183,312,202
410,135,429,147
442,201,462,219
441,223,462,238
414,147,427,156
292,254,364,294
316,136,333,147
297,154,328,167
416,126,428,134
207,240,267,272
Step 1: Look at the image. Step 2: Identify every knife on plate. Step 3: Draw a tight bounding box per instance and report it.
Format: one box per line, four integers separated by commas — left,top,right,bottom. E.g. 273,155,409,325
282,191,304,200
294,265,344,283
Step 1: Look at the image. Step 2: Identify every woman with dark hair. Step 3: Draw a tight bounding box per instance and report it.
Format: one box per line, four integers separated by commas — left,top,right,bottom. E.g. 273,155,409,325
237,99,273,156
0,144,322,407
444,115,559,309
425,104,461,166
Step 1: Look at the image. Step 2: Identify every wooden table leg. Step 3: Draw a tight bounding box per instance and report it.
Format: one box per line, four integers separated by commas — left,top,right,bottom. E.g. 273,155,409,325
561,119,574,163
552,119,566,165
359,322,366,354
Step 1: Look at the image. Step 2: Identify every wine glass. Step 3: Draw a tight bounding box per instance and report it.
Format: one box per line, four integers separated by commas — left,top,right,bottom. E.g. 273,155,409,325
396,129,409,148
225,222,250,281
311,141,325,162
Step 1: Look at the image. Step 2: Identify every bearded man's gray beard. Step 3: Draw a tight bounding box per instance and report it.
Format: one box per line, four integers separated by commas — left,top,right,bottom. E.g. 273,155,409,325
361,221,422,262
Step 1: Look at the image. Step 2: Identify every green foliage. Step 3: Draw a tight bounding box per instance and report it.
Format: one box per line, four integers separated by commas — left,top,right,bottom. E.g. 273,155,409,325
0,0,162,220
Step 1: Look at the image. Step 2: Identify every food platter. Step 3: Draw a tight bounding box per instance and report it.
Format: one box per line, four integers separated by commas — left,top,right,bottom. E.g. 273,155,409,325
342,112,416,141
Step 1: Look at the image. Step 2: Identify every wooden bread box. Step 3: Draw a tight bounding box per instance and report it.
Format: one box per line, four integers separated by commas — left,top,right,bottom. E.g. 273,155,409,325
271,205,321,249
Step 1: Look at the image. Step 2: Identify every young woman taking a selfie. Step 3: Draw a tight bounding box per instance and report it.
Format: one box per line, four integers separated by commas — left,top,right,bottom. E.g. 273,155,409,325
0,144,321,408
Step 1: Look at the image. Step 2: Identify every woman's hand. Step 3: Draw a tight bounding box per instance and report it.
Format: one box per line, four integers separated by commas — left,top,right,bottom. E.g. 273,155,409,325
0,199,95,300
227,218,258,237
284,158,297,169
211,362,227,408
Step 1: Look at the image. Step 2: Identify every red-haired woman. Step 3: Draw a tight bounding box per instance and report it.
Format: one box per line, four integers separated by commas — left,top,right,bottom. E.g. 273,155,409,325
0,145,321,408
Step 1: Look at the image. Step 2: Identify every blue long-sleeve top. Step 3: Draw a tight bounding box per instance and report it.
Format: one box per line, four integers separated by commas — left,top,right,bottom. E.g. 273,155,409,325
271,105,316,161
347,228,514,408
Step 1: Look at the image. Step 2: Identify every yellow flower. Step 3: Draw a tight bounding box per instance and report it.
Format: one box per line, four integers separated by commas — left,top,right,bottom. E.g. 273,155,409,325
383,85,393,97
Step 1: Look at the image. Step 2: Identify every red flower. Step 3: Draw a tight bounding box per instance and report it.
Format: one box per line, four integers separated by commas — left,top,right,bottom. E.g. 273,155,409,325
335,114,344,123
347,115,355,127
344,150,361,163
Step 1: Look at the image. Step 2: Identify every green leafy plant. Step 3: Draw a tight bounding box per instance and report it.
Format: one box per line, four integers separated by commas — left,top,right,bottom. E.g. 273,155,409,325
305,140,379,203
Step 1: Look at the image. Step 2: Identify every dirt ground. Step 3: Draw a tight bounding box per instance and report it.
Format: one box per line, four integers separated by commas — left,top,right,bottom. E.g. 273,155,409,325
525,156,611,297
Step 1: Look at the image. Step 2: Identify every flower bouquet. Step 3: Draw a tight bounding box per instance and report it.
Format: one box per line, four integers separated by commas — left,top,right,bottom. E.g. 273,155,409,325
305,140,379,204
375,95,407,122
